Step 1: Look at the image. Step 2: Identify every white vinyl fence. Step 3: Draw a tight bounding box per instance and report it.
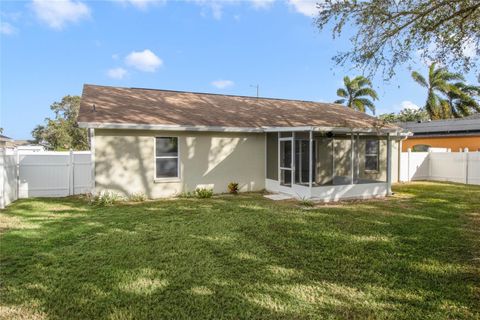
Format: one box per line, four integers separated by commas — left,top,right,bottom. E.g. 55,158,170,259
400,150,480,185
0,150,92,208
0,151,18,209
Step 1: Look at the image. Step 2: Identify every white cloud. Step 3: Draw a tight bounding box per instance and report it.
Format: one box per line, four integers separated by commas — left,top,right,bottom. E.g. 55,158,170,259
117,0,166,10
125,49,163,72
211,79,234,89
250,0,275,9
31,0,90,30
0,22,17,35
462,40,477,59
287,0,319,17
399,100,420,111
107,67,127,79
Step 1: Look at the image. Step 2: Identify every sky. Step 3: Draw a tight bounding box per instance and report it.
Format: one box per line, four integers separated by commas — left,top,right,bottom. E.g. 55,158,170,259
0,0,477,139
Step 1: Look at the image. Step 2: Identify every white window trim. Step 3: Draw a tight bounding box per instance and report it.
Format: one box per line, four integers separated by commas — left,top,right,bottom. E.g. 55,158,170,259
154,136,180,182
365,139,379,172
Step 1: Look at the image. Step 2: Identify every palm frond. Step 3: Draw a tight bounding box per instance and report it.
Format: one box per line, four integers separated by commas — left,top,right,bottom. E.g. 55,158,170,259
336,88,348,98
354,87,378,100
354,98,376,114
334,99,346,104
411,71,428,87
352,99,366,112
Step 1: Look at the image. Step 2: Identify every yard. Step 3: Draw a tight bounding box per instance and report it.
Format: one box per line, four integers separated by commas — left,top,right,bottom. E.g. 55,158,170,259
0,182,479,319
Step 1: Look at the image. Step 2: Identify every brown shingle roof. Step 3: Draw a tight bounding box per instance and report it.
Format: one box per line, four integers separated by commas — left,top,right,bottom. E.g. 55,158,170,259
78,84,397,130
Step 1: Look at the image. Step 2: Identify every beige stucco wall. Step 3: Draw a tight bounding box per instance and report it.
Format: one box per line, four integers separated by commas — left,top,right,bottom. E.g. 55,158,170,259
94,129,265,198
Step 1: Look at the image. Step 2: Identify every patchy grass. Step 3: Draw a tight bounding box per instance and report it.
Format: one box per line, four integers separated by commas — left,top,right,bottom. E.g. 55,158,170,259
0,182,479,319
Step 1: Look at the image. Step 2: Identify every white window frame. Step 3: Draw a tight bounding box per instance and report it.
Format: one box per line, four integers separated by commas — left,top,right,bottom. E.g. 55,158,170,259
365,139,379,172
154,136,180,182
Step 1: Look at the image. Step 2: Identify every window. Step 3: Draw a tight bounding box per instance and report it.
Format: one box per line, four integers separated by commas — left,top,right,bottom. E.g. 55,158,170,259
365,139,379,171
412,144,431,152
155,137,179,179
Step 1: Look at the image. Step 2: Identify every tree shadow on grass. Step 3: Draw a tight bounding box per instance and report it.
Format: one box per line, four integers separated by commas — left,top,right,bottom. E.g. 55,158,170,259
0,182,479,319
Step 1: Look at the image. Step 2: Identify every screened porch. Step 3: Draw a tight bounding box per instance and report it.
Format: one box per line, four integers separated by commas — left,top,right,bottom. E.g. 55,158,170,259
265,128,395,201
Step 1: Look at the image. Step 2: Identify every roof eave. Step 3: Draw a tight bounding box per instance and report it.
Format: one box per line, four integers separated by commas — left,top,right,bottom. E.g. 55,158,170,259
79,121,407,136
77,122,264,132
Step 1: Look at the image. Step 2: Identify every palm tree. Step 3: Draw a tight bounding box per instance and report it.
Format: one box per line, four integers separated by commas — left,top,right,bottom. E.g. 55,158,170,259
334,76,378,114
444,82,480,118
411,63,468,119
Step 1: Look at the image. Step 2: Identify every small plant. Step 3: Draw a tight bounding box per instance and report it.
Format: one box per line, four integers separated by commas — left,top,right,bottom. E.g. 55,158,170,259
227,182,239,194
195,187,214,199
298,197,315,208
128,192,147,202
89,191,121,206
178,191,195,198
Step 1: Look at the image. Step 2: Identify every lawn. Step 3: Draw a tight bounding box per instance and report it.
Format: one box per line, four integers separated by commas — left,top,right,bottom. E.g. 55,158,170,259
0,182,479,319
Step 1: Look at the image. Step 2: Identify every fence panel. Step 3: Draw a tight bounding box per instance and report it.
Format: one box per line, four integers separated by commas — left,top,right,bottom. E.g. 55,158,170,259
73,152,92,194
400,152,429,182
400,151,480,185
429,152,466,184
19,152,70,198
0,152,18,208
0,151,92,206
468,153,480,185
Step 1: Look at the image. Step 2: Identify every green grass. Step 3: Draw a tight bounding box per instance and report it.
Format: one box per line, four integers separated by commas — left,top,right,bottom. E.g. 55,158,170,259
0,182,479,319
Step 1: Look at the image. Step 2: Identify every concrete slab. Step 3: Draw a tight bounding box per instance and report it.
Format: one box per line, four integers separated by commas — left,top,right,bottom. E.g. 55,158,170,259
263,194,294,201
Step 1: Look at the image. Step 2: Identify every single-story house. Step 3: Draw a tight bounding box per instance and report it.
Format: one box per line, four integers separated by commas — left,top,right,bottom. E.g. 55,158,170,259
400,114,480,152
78,84,406,201
0,135,13,149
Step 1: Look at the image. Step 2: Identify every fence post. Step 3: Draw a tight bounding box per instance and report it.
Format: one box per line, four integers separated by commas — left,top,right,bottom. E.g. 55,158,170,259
15,149,19,200
464,148,469,185
0,149,4,209
428,148,432,179
69,150,74,195
407,148,411,182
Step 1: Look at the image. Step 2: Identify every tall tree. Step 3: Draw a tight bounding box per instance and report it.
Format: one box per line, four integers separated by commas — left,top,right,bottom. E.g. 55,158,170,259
379,108,429,123
334,76,378,114
411,63,479,119
316,0,480,79
32,95,88,150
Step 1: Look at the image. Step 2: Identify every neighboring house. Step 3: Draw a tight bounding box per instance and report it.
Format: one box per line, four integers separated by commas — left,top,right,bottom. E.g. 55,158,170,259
2,139,46,152
0,135,13,148
400,114,480,152
78,84,406,201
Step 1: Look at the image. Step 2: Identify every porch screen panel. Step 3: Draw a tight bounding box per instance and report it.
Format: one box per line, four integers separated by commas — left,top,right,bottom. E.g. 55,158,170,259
314,134,334,186
266,133,278,180
332,136,353,185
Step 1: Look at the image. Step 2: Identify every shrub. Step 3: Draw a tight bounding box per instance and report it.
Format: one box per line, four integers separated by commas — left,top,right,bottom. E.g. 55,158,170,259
129,192,147,202
195,187,214,199
178,191,195,198
227,182,239,194
298,197,315,208
89,191,121,206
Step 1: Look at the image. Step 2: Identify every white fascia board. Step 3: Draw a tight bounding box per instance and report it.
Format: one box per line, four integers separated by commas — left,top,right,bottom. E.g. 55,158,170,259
78,122,263,132
262,126,314,132
78,122,406,135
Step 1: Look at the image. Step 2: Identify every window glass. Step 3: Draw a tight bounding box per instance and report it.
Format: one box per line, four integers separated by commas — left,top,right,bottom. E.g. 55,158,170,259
156,137,178,157
412,144,431,152
156,158,178,178
155,137,179,178
365,139,379,171
280,140,292,168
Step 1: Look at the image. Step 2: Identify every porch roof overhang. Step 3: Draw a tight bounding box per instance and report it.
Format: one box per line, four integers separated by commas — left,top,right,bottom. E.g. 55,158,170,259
262,126,410,137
